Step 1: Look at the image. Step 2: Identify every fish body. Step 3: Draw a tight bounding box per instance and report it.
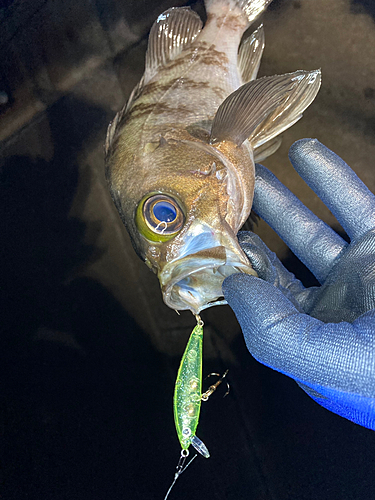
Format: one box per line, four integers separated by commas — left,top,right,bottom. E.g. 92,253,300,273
105,0,321,314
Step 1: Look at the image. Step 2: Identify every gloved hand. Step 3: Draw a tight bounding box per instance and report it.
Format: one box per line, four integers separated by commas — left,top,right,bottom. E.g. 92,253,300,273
223,139,375,430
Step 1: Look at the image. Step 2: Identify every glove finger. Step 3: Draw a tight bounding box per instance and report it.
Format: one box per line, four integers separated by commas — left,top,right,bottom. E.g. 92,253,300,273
253,163,346,283
238,231,280,281
223,274,375,397
289,139,375,241
238,232,307,310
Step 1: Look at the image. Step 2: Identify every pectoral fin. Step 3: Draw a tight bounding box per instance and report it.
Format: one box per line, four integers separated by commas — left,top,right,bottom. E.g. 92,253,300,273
210,73,296,146
249,69,321,149
144,7,202,84
210,70,321,147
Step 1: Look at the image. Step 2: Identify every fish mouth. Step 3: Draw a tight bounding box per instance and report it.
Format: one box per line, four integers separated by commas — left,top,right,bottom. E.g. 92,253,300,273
160,245,257,314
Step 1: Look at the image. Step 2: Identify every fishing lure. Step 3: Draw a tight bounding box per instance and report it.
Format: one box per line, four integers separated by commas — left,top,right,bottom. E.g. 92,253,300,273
173,315,209,459
164,316,229,499
164,316,206,500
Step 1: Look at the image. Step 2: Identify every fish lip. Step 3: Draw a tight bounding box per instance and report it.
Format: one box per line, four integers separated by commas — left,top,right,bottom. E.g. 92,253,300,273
160,247,257,314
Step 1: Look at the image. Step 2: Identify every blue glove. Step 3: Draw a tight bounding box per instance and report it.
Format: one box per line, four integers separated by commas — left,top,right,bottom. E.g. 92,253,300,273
223,139,375,430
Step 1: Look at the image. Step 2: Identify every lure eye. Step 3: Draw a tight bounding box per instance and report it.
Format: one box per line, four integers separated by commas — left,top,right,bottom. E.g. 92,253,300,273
136,194,185,242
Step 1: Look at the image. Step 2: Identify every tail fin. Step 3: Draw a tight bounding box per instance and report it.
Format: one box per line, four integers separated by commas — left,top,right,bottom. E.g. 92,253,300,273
205,0,273,25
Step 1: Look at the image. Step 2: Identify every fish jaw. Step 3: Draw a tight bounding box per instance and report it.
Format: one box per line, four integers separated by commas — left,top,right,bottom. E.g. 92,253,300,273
158,221,257,314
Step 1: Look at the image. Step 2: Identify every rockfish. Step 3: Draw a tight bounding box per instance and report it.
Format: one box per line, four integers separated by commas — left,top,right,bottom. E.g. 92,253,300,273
105,0,321,314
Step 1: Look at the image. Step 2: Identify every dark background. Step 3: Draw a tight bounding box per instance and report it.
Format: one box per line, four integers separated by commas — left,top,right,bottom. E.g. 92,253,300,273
1,1,375,499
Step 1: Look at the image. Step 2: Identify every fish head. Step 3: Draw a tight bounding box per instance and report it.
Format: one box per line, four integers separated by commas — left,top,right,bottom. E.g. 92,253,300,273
107,128,256,314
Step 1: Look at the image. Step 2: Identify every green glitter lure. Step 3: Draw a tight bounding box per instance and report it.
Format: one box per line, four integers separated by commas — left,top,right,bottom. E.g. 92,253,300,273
164,317,229,499
173,316,209,458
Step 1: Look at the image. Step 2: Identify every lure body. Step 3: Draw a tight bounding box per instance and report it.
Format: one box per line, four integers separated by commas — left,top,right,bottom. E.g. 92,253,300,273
165,320,229,498
173,322,208,455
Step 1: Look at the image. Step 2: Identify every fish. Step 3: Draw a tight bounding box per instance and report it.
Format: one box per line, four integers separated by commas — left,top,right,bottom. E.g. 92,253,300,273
105,0,321,315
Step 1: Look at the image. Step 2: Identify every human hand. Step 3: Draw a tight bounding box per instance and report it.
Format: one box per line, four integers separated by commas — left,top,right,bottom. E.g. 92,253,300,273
223,139,375,430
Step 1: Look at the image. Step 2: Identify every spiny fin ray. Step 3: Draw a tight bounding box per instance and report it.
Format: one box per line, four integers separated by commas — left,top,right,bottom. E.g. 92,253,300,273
238,24,265,83
105,75,145,157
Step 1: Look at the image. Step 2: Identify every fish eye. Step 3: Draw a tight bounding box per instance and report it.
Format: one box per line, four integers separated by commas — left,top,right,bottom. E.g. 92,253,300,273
136,193,185,242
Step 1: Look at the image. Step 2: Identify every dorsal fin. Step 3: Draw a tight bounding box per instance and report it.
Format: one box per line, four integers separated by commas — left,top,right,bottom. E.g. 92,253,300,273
144,7,203,84
106,8,203,155
238,24,265,83
210,70,321,147
105,75,145,157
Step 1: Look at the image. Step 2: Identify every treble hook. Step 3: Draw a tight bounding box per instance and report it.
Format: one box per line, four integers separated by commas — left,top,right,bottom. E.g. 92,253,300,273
201,369,229,401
